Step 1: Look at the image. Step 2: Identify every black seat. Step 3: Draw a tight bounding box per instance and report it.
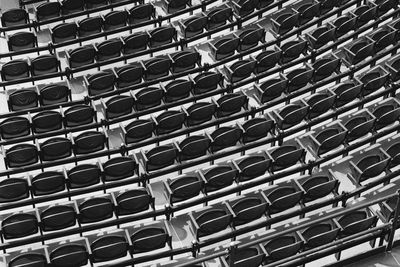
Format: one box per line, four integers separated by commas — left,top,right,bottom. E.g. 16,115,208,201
116,188,152,215
194,208,233,238
79,197,114,223
5,143,38,168
238,27,265,51
345,39,374,65
134,87,164,111
178,135,211,161
8,89,38,111
306,92,336,119
351,154,390,183
242,117,274,143
31,171,65,196
373,103,400,130
32,110,62,133
254,49,282,74
271,11,299,35
74,131,106,154
51,23,78,43
344,115,375,142
231,197,268,226
333,82,362,107
360,68,389,96
386,142,400,167
307,26,335,49
255,78,287,103
7,32,37,52
144,57,172,80
264,235,303,262
103,10,128,31
370,28,396,52
353,3,377,27
0,117,30,139
9,253,47,267
276,103,309,130
226,247,265,267
115,64,144,87
181,15,208,38
164,79,192,102
211,37,240,60
203,165,238,192
86,71,116,96
123,119,154,144
67,45,96,68
270,145,305,171
1,9,28,27
280,38,307,63
149,26,176,47
164,0,190,13
267,186,303,213
232,0,259,16
144,145,178,171
103,157,137,182
295,0,320,24
237,155,272,181
312,57,341,82
0,178,29,203
36,2,61,21
216,93,247,117
31,55,60,76
130,227,170,253
302,223,339,249
129,4,155,24
337,210,377,236
64,104,96,127
61,0,85,14
227,60,256,83
39,83,70,106
40,205,76,231
192,71,222,95
67,164,101,189
171,51,200,73
285,68,313,93
186,102,217,126
78,16,103,37
1,59,29,81
167,175,204,203
91,235,128,262
210,126,242,152
332,15,356,38
50,244,89,267
96,38,123,61
155,110,185,135
104,95,134,119
2,213,38,239
207,6,233,29
40,137,72,161
314,127,347,155
301,175,338,202
85,0,108,8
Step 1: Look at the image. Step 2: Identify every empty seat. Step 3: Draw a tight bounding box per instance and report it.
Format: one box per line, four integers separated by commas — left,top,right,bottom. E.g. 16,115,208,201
232,0,259,16
231,196,268,226
255,78,287,103
236,154,272,181
353,3,377,27
300,175,339,202
360,67,389,96
180,15,208,38
78,16,103,37
155,110,185,135
386,142,400,167
207,6,233,29
64,104,96,127
370,27,396,51
31,171,65,196
35,2,61,21
40,137,73,161
178,135,211,161
284,67,313,93
210,126,242,152
344,38,374,65
332,15,356,38
7,32,37,52
312,56,341,82
164,79,192,102
61,0,85,14
2,213,38,239
274,102,309,130
66,45,96,68
115,64,144,87
302,223,339,249
67,164,101,188
264,235,303,262
116,188,152,215
185,102,217,126
40,205,76,231
1,8,29,27
372,102,400,130
333,82,362,107
74,131,106,154
143,145,178,171
192,207,233,238
171,50,200,73
271,9,299,35
5,143,38,168
225,247,265,266
31,55,60,76
0,117,30,139
280,38,307,63
203,165,238,192
39,83,70,106
225,60,256,83
32,110,63,133
96,38,123,61
266,185,303,213
254,48,282,74
306,91,336,119
241,117,274,143
123,119,155,144
238,27,265,51
51,23,78,43
1,60,30,81
350,152,390,183
86,71,116,96
91,235,128,262
9,253,47,267
294,0,320,24
216,93,248,117
270,144,305,171
8,89,38,111
149,26,177,47
129,4,155,24
103,95,134,119
130,227,170,253
163,0,190,13
134,87,164,111
102,156,136,182
144,57,172,80
50,244,89,266
166,175,204,203
210,37,240,60
192,71,222,95
79,197,114,223
85,0,108,8
336,209,377,236
103,10,128,31
307,26,336,49
0,178,29,203
343,114,375,142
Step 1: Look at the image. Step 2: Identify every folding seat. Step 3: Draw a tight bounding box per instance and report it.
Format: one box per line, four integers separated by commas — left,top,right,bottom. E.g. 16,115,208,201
352,2,377,27
296,171,339,202
85,0,109,8
40,204,77,231
306,26,336,49
121,32,149,55
264,182,304,214
342,110,376,142
224,59,256,83
206,5,233,30
231,0,259,16
252,46,281,74
180,15,208,38
0,117,30,140
228,193,269,226
143,56,172,80
7,88,38,111
170,50,201,73
30,54,60,76
155,110,186,135
66,45,96,68
254,77,287,103
371,98,400,130
317,0,339,14
164,174,205,204
270,8,299,36
40,137,73,161
343,37,375,65
386,141,400,167
386,54,400,81
128,3,155,24
201,165,238,192
310,55,341,82
184,102,217,126
332,81,362,107
291,0,320,25
85,70,116,96
306,122,347,156
209,126,242,152
1,59,30,81
141,144,178,171
268,140,306,172
102,156,137,182
8,251,47,267
349,148,391,183
236,26,265,52
281,67,313,93
7,32,37,52
78,196,114,223
305,89,336,119
31,171,66,195
95,38,123,62
32,110,63,133
1,211,39,239
128,222,172,254
224,246,265,266
61,0,85,14
90,234,129,262
368,26,396,52
73,131,107,154
115,63,144,88
163,0,191,13
271,100,309,130
358,66,389,97
331,15,357,39
78,16,103,37
163,79,192,102
177,135,211,161
122,119,155,144
301,221,340,249
263,234,303,263
149,26,177,47
233,152,272,181
1,8,29,27
49,242,89,266
374,0,398,15
35,2,61,21
240,116,274,143
5,143,39,168
63,103,96,127
102,94,134,119
216,92,248,117
115,188,154,215
190,204,233,239
209,36,240,60
280,37,308,64
50,22,79,44
0,178,29,203
191,71,223,95
103,10,128,31
38,82,71,106
334,209,377,237
67,163,101,188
